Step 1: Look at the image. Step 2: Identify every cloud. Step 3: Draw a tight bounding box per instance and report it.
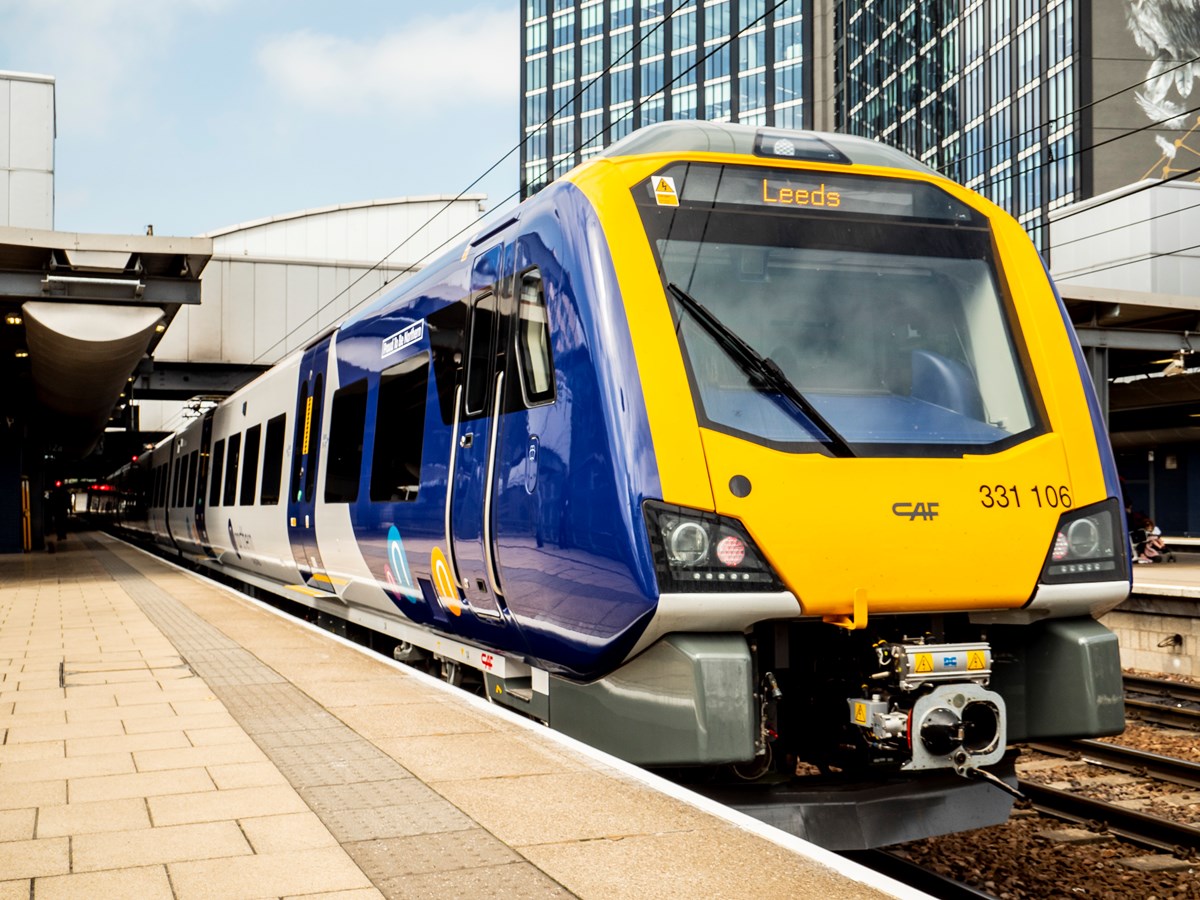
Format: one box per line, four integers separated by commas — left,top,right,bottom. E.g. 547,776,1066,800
256,7,518,118
0,0,230,136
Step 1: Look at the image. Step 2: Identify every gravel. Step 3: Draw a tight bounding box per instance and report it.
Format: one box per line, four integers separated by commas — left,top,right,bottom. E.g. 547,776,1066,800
890,673,1200,898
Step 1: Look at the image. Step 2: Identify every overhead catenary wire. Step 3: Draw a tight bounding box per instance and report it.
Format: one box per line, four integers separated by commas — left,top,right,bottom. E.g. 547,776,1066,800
246,5,1199,368
251,0,785,367
930,50,1200,184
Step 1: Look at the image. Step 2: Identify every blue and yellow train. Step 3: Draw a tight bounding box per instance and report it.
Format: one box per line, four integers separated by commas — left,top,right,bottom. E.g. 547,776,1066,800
112,122,1130,848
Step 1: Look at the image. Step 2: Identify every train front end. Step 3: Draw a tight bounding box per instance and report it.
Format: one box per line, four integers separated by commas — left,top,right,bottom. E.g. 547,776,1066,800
564,123,1130,846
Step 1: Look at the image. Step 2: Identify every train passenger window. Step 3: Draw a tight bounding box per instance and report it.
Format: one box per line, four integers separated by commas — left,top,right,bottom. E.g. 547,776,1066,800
240,425,261,506
185,451,199,507
465,293,498,416
516,269,555,405
304,375,324,504
172,461,184,508
260,414,286,505
209,440,226,506
152,466,162,508
325,380,367,503
370,353,429,503
223,433,241,507
290,382,309,502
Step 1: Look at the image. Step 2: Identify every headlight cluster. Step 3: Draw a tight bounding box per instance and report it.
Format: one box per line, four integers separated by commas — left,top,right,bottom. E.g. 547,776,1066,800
1039,497,1127,584
643,500,783,593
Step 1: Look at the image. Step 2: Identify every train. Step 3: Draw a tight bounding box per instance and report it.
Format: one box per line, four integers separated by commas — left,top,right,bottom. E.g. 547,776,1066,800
108,121,1130,850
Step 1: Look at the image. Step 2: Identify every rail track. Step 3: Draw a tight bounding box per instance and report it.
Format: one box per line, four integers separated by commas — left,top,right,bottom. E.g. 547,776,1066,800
1124,673,1200,729
1021,739,1200,854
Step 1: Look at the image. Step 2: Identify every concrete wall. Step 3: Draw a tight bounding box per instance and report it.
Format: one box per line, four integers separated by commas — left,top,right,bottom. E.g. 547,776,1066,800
0,71,54,230
1103,603,1199,677
1048,179,1200,291
1089,0,1200,195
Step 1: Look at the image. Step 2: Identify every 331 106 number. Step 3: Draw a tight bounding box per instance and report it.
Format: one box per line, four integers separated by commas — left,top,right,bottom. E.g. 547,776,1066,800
979,484,1071,509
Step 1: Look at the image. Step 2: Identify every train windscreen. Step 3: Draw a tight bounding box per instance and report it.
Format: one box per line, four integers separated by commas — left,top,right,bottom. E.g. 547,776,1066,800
635,163,1043,457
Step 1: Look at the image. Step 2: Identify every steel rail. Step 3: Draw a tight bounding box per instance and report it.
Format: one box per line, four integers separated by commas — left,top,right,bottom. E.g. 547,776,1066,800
1019,779,1200,854
1028,739,1200,789
1124,697,1200,730
1124,674,1200,705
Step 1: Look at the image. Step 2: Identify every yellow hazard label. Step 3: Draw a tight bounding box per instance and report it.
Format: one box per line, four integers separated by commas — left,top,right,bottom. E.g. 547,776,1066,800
495,684,503,694
301,395,314,455
854,702,867,724
653,175,679,207
967,651,987,671
914,653,934,674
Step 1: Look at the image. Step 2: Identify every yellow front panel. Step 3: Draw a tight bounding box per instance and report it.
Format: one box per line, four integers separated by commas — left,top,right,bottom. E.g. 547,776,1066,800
703,429,1075,615
567,151,1115,617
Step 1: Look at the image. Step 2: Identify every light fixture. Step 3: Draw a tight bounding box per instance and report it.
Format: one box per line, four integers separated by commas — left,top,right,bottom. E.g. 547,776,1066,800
4,314,21,326
14,349,28,358
154,323,166,333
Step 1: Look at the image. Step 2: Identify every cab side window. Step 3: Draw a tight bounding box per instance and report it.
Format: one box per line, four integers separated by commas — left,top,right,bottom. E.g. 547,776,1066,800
516,269,555,405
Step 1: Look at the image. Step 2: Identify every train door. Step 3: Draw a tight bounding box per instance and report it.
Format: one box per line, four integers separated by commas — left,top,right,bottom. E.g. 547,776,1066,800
490,239,560,602
287,337,335,592
194,411,216,558
449,244,507,618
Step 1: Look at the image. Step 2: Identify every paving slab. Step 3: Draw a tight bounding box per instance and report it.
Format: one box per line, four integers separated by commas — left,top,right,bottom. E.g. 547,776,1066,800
0,534,909,899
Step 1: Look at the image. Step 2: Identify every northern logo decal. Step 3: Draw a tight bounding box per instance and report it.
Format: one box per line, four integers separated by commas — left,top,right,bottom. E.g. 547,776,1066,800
382,320,424,359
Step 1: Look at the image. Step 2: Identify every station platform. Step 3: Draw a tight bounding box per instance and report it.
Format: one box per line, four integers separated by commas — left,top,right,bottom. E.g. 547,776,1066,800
1132,555,1200,599
0,532,915,899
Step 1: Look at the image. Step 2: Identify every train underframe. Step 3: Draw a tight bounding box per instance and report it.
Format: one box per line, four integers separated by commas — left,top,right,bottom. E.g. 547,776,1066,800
540,611,1125,849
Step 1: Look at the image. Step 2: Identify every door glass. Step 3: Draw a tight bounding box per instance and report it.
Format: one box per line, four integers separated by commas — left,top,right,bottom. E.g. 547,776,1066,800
304,375,324,503
465,294,497,416
290,381,309,502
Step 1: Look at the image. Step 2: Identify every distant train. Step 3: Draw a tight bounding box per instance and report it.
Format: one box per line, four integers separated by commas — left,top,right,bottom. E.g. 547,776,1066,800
110,121,1129,849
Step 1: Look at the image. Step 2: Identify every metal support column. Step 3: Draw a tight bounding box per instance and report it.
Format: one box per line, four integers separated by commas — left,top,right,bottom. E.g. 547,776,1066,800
1083,345,1109,422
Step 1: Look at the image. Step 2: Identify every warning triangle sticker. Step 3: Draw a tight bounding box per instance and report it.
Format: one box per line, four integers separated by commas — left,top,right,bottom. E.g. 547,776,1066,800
967,651,986,670
914,653,934,674
653,176,679,207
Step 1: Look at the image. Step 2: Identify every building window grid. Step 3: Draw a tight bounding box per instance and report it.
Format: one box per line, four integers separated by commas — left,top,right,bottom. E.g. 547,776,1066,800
832,0,1077,255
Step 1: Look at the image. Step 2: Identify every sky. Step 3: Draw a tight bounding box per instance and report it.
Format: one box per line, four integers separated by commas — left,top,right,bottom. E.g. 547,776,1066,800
0,0,520,238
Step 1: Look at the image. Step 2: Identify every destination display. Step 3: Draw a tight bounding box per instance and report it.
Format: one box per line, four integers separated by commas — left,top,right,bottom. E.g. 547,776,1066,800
644,163,981,224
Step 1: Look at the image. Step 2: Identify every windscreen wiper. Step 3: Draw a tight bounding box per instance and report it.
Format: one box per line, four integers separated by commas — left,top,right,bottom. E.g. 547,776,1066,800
667,282,855,458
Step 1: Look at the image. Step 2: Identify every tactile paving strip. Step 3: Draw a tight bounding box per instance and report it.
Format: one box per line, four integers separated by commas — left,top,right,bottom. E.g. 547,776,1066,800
84,536,574,898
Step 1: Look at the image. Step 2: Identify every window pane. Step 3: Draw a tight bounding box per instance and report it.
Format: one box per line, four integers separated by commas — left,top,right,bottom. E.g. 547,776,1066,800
304,375,324,503
290,382,309,500
185,451,199,507
465,294,497,416
325,381,367,503
172,460,184,508
209,440,225,506
223,433,241,507
260,414,286,505
240,424,261,506
517,270,555,404
371,353,430,503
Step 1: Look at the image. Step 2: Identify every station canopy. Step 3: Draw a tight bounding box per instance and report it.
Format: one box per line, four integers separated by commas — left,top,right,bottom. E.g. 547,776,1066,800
0,226,211,457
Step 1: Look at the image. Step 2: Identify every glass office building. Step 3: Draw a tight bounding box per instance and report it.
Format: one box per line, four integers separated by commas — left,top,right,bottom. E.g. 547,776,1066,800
521,0,1090,254
520,0,816,197
834,0,1078,252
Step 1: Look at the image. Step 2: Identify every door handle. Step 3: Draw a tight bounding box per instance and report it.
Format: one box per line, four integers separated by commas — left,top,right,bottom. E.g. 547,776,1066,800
459,433,474,448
